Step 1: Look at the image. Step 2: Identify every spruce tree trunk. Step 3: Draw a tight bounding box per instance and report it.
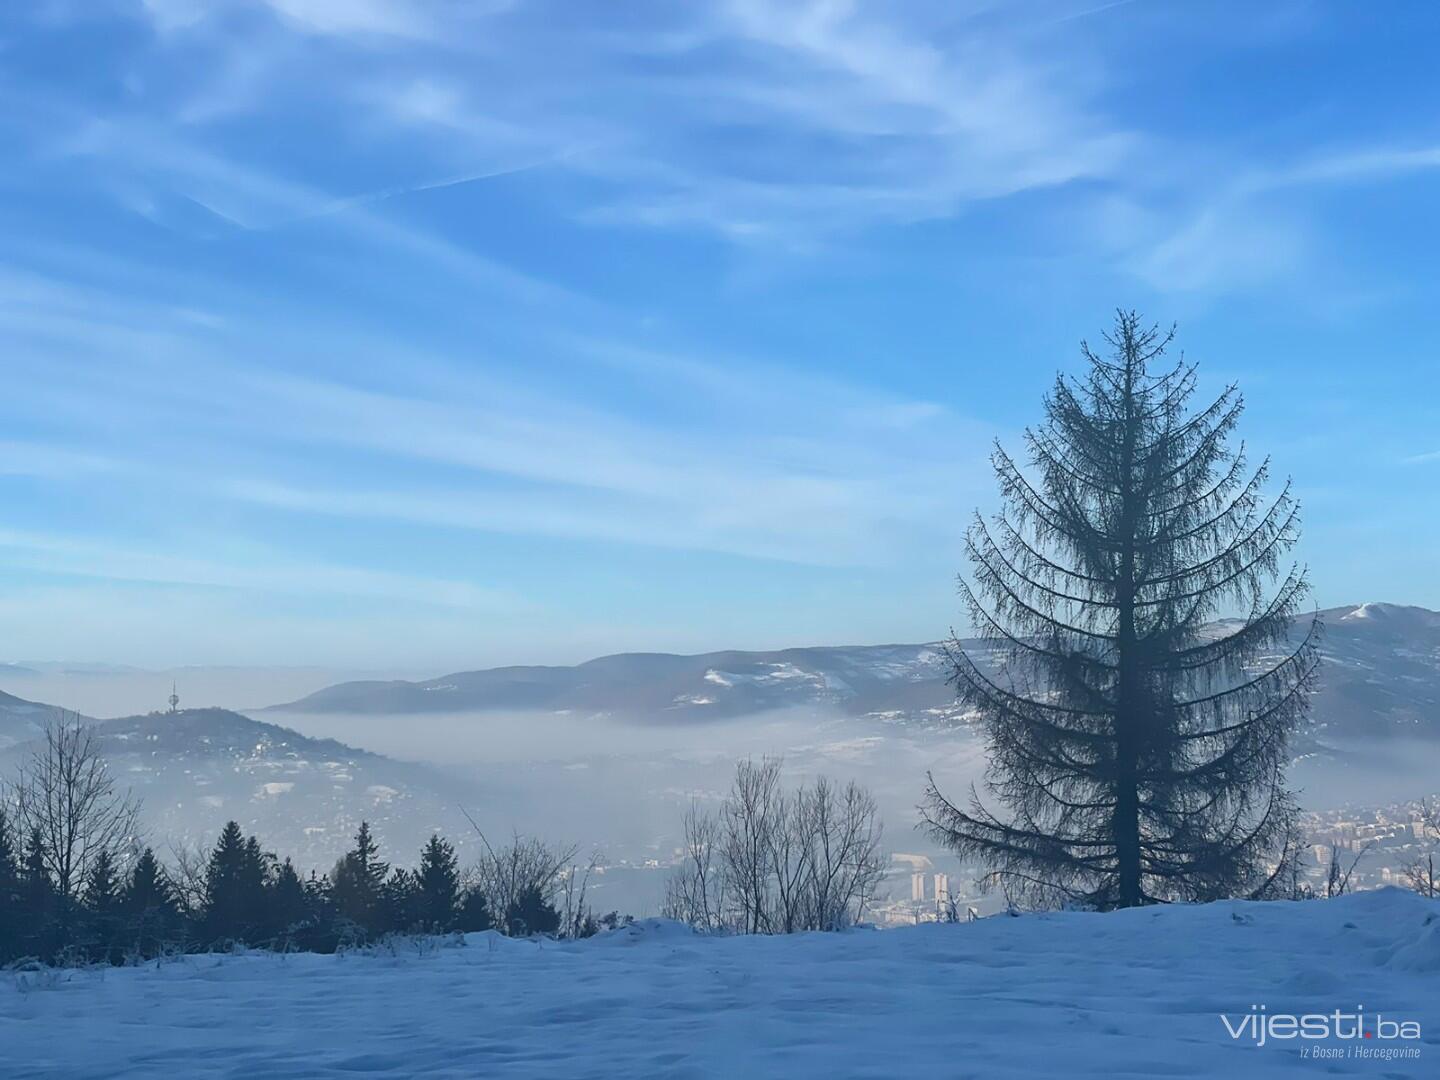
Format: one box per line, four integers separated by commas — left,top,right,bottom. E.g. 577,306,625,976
1114,602,1142,908
1113,359,1143,909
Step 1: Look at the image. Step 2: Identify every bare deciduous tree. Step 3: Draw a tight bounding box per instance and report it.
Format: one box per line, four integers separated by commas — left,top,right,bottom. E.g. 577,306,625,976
555,851,602,939
663,801,727,932
9,714,142,906
1324,839,1374,898
801,776,885,931
470,833,576,918
1404,798,1439,899
665,759,884,934
457,808,582,935
165,838,212,916
721,758,783,934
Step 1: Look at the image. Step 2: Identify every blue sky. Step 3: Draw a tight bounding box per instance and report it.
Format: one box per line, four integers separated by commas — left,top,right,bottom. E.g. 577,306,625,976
0,0,1437,669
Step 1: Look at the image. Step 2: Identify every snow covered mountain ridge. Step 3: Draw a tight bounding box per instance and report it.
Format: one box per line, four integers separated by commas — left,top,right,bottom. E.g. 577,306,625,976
270,604,1440,738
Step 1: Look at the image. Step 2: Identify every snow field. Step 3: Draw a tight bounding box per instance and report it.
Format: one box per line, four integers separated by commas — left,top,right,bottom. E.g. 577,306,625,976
2,888,1437,1078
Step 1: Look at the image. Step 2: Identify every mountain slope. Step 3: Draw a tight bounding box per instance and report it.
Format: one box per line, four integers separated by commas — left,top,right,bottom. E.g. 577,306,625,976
275,642,956,724
0,688,72,750
1309,603,1440,735
270,603,1440,738
0,708,482,868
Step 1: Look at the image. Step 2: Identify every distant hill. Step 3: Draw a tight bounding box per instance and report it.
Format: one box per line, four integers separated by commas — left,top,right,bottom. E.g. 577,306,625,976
1306,603,1440,736
0,708,484,870
270,642,959,725
0,689,75,750
269,604,1440,739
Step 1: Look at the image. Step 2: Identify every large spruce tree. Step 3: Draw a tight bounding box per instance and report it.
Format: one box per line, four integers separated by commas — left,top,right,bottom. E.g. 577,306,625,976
923,312,1320,909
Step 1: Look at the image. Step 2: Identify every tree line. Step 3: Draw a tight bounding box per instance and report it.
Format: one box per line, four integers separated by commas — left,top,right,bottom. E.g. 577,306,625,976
0,716,623,966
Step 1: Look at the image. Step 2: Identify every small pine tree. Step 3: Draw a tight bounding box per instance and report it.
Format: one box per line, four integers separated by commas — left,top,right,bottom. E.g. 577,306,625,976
84,850,122,913
383,867,420,932
416,834,460,931
0,809,22,961
21,827,53,915
268,858,309,934
243,836,273,932
21,826,58,958
505,884,559,937
456,885,492,933
331,822,390,934
304,869,330,906
123,848,181,958
202,821,264,942
81,849,124,962
351,822,389,893
0,808,19,896
123,849,177,916
296,869,339,952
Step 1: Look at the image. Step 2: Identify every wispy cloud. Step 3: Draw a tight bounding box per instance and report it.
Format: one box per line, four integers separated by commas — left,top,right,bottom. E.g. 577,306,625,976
113,0,1136,247
141,0,446,40
104,0,1440,288
0,527,517,610
56,0,1440,289
3,1,1437,662
0,263,985,570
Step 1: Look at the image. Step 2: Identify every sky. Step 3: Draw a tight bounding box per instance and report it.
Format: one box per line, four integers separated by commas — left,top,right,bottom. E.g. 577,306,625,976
0,0,1437,670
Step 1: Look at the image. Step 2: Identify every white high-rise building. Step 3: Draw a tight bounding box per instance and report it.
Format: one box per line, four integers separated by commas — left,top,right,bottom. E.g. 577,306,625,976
911,872,926,902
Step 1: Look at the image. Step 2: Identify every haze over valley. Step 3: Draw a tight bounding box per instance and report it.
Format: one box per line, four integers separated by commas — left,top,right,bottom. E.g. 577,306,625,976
4,602,1436,916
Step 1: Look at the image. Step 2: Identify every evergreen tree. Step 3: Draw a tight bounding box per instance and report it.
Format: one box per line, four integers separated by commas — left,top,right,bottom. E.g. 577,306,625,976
304,869,331,908
416,834,460,931
924,313,1319,909
291,869,338,953
21,826,54,915
81,849,123,962
202,821,267,942
268,857,309,934
20,826,58,957
383,867,420,932
0,809,22,960
123,848,177,916
0,808,19,895
330,822,390,933
83,849,122,913
242,836,272,919
505,884,559,937
456,885,492,933
123,847,181,958
350,822,388,893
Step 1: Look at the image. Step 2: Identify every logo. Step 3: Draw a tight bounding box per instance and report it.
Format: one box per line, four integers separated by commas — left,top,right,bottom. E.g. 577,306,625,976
1220,1006,1421,1059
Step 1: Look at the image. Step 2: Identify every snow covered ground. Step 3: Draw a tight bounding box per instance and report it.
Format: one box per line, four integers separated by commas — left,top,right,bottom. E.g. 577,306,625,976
3,889,1437,1078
